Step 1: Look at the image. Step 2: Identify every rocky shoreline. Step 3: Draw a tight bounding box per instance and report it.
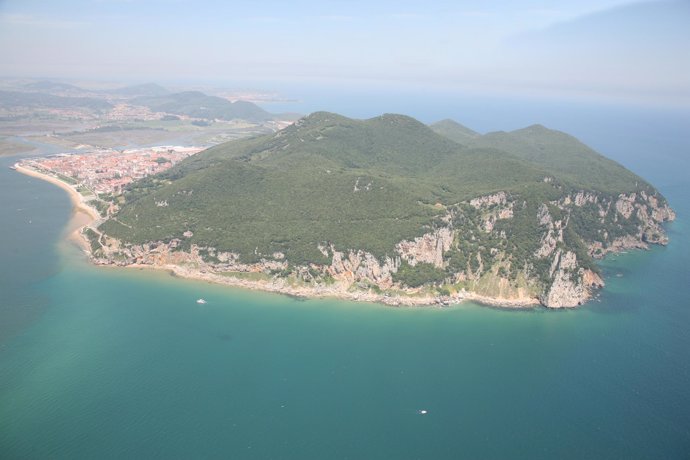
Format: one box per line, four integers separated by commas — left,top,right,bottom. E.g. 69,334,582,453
87,187,674,308
16,165,483,308
16,165,675,309
83,190,675,308
131,261,543,308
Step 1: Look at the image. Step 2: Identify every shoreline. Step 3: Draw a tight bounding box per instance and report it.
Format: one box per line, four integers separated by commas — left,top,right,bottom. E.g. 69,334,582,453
102,261,542,309
15,165,100,221
15,165,100,249
12,165,554,309
163,264,542,308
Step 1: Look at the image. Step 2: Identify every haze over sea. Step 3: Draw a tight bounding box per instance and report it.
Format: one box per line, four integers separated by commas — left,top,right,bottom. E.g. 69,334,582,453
1,93,689,459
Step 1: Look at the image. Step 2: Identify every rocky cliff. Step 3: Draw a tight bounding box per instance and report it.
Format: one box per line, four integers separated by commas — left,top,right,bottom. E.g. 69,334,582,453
87,185,674,309
88,112,677,309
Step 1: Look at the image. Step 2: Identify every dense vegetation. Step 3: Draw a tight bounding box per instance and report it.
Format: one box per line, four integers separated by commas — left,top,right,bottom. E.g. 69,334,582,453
101,112,546,262
393,262,448,287
429,119,479,145
431,122,651,194
101,111,662,289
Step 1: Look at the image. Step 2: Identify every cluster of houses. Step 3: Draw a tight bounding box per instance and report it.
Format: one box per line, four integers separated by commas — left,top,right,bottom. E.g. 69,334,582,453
28,146,203,195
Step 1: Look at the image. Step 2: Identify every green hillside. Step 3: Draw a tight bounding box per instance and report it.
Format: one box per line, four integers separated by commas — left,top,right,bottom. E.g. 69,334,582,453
195,112,547,196
97,111,670,305
132,91,273,122
429,119,479,144
433,120,648,194
100,112,549,263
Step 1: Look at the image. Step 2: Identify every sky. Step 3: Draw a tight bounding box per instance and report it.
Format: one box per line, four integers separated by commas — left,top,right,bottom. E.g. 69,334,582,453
0,0,688,107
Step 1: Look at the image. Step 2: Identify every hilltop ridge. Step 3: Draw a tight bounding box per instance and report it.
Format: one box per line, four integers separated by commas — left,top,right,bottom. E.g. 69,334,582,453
432,119,646,193
429,119,480,144
131,91,274,122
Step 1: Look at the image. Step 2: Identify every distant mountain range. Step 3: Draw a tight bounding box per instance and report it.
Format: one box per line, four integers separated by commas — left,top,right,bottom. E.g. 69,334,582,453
132,91,274,122
23,80,87,93
1,80,288,122
0,90,112,112
94,111,675,308
105,83,170,97
20,80,169,98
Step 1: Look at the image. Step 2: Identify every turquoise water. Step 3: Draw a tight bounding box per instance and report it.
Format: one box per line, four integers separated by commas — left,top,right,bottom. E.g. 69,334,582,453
1,105,689,459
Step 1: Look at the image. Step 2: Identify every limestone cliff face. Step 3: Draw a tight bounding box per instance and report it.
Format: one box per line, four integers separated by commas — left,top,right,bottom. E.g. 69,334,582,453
91,226,456,295
586,191,675,257
530,189,673,307
323,226,455,287
534,204,564,259
396,228,454,267
92,237,287,274
327,246,400,288
469,191,507,208
540,249,604,308
92,187,674,309
469,192,514,232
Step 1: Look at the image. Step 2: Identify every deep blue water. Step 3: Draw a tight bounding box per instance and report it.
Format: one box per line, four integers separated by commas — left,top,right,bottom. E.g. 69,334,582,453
0,97,689,459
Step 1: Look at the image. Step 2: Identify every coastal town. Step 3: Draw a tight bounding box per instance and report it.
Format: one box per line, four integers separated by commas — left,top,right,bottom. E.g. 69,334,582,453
17,146,203,195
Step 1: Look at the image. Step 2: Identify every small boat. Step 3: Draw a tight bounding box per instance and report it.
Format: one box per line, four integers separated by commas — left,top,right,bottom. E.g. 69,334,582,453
196,298,207,304
417,409,428,415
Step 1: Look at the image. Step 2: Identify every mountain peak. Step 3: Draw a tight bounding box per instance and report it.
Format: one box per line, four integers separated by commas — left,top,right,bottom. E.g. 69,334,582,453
302,111,350,123
429,119,479,144
517,123,551,133
131,90,273,122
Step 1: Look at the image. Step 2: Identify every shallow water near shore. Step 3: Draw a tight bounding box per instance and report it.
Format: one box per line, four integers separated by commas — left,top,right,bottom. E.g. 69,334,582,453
1,103,690,459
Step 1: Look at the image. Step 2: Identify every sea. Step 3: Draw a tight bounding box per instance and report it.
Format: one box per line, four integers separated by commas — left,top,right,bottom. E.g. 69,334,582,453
1,92,689,459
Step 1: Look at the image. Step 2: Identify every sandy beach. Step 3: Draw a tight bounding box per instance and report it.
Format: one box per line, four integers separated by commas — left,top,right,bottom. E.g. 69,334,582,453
15,165,100,248
16,165,99,220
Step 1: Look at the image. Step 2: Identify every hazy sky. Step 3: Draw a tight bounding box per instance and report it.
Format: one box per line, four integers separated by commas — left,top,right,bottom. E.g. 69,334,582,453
1,0,688,107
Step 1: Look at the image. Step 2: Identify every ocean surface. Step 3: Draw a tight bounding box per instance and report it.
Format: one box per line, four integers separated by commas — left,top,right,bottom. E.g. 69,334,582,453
1,98,689,459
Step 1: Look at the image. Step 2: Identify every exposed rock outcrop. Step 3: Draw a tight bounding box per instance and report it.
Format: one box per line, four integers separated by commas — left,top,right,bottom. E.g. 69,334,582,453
469,191,507,208
541,250,604,308
534,204,564,259
396,227,454,267
90,186,674,310
327,246,399,287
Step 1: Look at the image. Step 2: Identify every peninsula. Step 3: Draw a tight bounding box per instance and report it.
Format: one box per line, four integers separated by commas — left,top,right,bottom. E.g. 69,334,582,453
18,112,675,308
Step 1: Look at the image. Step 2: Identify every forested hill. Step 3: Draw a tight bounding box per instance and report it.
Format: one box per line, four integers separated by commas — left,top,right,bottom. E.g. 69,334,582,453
96,111,674,307
131,91,274,122
431,119,649,193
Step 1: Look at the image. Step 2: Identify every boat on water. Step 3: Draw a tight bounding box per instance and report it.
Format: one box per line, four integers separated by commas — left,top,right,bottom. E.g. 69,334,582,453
196,298,207,304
